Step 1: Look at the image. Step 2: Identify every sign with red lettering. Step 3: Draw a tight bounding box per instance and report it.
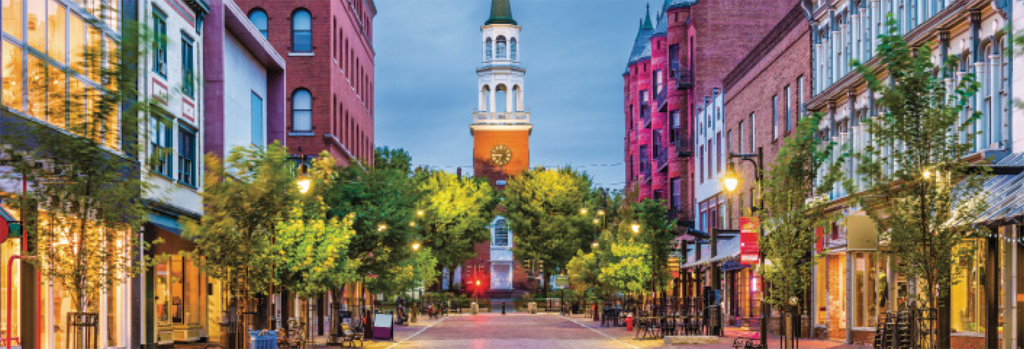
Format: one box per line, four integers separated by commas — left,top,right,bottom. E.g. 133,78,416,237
815,226,824,254
740,217,759,265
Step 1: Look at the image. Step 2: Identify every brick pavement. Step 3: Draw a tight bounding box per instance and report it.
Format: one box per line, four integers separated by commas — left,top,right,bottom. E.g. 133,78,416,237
179,313,872,349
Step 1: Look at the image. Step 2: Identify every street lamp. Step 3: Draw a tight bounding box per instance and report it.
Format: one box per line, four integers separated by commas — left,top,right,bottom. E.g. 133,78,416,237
597,209,605,216
631,219,641,234
580,208,588,215
417,210,425,217
296,149,312,194
722,146,767,342
412,242,421,251
377,223,388,232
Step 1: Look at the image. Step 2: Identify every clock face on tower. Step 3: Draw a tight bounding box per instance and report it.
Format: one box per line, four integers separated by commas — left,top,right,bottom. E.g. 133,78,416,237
491,144,512,166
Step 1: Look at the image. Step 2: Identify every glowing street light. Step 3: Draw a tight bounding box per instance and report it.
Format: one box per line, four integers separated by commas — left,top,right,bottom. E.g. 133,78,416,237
721,162,739,193
409,221,417,228
597,209,605,216
377,223,388,232
631,220,641,234
580,208,588,215
296,149,312,194
417,210,425,217
412,242,421,251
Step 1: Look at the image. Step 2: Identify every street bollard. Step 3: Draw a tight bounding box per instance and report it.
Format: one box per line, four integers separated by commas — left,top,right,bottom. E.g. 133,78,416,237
502,301,506,315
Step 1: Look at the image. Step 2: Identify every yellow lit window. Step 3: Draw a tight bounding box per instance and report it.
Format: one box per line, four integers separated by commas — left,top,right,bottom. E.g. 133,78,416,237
2,41,23,110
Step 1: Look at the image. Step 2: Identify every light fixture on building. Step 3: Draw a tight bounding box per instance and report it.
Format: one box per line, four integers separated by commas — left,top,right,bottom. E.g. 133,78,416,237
722,162,739,193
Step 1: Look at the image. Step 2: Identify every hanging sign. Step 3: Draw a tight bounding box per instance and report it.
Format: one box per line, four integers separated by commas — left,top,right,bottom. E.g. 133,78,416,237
740,217,759,265
815,226,824,254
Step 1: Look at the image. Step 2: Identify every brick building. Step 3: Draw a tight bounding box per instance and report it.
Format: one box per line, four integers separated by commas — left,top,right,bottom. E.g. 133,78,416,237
235,0,376,167
621,0,799,312
717,2,811,333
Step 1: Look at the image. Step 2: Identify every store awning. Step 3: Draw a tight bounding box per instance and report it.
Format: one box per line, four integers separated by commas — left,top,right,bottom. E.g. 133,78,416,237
681,236,740,268
973,171,1024,227
0,205,21,243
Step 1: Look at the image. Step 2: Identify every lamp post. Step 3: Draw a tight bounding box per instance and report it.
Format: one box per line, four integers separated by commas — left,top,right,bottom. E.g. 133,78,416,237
721,146,766,343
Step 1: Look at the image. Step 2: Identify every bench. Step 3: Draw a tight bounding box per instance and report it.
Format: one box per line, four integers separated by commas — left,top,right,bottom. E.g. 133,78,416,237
340,323,364,347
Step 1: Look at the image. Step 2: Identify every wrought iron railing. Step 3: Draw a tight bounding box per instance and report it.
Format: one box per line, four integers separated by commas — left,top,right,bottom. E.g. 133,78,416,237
641,104,651,128
656,87,667,112
676,66,693,90
674,128,693,156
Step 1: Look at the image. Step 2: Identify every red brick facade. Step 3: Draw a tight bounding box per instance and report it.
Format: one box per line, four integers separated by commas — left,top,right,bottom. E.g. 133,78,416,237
234,0,376,167
721,4,810,228
623,0,797,229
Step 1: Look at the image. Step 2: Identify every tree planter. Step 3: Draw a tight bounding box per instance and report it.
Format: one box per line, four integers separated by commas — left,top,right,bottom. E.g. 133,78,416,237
65,312,98,349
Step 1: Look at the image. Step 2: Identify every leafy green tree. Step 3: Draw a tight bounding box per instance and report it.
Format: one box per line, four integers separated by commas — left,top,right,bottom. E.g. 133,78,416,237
182,142,298,330
598,237,650,296
385,246,440,298
566,250,600,294
635,199,677,299
414,169,497,289
851,17,989,347
504,167,593,296
758,112,839,345
325,147,420,296
0,19,156,346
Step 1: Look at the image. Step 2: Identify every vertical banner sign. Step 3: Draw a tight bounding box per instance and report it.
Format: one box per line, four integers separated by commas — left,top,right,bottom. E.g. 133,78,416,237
740,217,759,265
815,226,824,254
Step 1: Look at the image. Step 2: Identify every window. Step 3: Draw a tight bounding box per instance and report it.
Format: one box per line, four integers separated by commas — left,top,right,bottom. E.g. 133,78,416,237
150,116,172,177
485,38,492,60
706,139,712,179
670,110,680,142
772,95,779,139
248,9,268,38
669,44,679,76
3,0,22,38
749,113,756,152
671,177,681,211
2,41,23,111
784,86,791,132
153,10,168,76
47,0,66,64
510,38,517,60
496,36,507,59
178,126,196,187
182,36,194,97
738,121,744,153
494,218,509,247
251,92,264,146
291,89,312,132
699,145,704,183
716,132,721,173
291,9,312,52
797,76,804,121
654,70,663,95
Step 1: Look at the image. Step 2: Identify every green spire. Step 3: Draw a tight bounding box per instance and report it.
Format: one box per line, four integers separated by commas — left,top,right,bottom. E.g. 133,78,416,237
642,3,653,30
486,0,517,25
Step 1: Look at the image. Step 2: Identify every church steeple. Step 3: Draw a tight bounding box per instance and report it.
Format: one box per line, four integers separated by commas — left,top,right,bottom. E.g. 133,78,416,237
486,0,517,25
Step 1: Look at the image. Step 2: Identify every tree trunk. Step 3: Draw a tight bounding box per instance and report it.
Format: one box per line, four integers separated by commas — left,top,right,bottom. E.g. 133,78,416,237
542,271,551,299
937,279,951,349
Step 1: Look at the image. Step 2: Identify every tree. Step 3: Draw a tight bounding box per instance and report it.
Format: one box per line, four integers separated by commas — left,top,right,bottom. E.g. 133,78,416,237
385,246,440,298
758,112,839,348
0,18,156,348
851,17,989,348
274,153,360,304
504,167,593,297
325,147,421,296
635,199,676,303
414,169,497,290
566,250,600,295
181,142,298,332
597,237,651,296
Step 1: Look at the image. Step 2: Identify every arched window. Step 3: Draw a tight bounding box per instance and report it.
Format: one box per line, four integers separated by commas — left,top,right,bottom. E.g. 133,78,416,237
291,9,312,52
485,38,493,60
494,218,509,246
510,38,517,60
291,89,312,132
511,85,519,112
248,9,268,38
496,36,507,59
481,85,490,111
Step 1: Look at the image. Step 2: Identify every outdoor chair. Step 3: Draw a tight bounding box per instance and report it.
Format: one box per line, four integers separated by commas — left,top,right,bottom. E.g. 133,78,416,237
340,323,364,347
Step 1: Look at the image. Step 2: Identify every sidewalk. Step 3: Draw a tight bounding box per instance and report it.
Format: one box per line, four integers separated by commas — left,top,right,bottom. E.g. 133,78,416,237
566,315,871,349
306,315,447,349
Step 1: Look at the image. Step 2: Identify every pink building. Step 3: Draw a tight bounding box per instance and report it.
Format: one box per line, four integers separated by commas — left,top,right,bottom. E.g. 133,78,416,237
622,0,796,230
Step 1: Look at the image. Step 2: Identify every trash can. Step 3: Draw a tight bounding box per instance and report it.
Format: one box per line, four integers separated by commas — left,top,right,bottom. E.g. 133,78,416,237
247,330,278,349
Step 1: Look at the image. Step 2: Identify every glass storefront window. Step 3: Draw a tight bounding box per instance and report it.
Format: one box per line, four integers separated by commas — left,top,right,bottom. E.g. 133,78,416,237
27,0,44,52
815,258,826,325
853,252,877,327
3,0,23,39
69,13,85,74
27,54,46,119
155,263,171,326
47,0,66,64
952,239,985,333
3,41,24,110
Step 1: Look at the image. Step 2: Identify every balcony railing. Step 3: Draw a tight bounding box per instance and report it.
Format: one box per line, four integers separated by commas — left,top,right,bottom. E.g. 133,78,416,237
641,104,651,128
656,87,667,112
675,66,693,90
674,127,693,156
473,111,531,124
656,147,668,172
642,164,652,183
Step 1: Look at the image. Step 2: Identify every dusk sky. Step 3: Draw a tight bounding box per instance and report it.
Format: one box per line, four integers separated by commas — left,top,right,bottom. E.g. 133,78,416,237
374,0,651,188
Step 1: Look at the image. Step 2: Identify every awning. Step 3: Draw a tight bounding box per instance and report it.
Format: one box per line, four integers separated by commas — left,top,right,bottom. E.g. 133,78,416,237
681,236,740,268
973,171,1024,226
0,205,21,243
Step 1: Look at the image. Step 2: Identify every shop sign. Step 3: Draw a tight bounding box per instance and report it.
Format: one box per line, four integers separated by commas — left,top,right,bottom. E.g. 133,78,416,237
846,213,879,251
815,226,824,253
740,217,759,265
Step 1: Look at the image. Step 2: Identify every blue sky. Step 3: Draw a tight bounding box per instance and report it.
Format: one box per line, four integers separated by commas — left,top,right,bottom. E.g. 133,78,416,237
373,0,649,188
